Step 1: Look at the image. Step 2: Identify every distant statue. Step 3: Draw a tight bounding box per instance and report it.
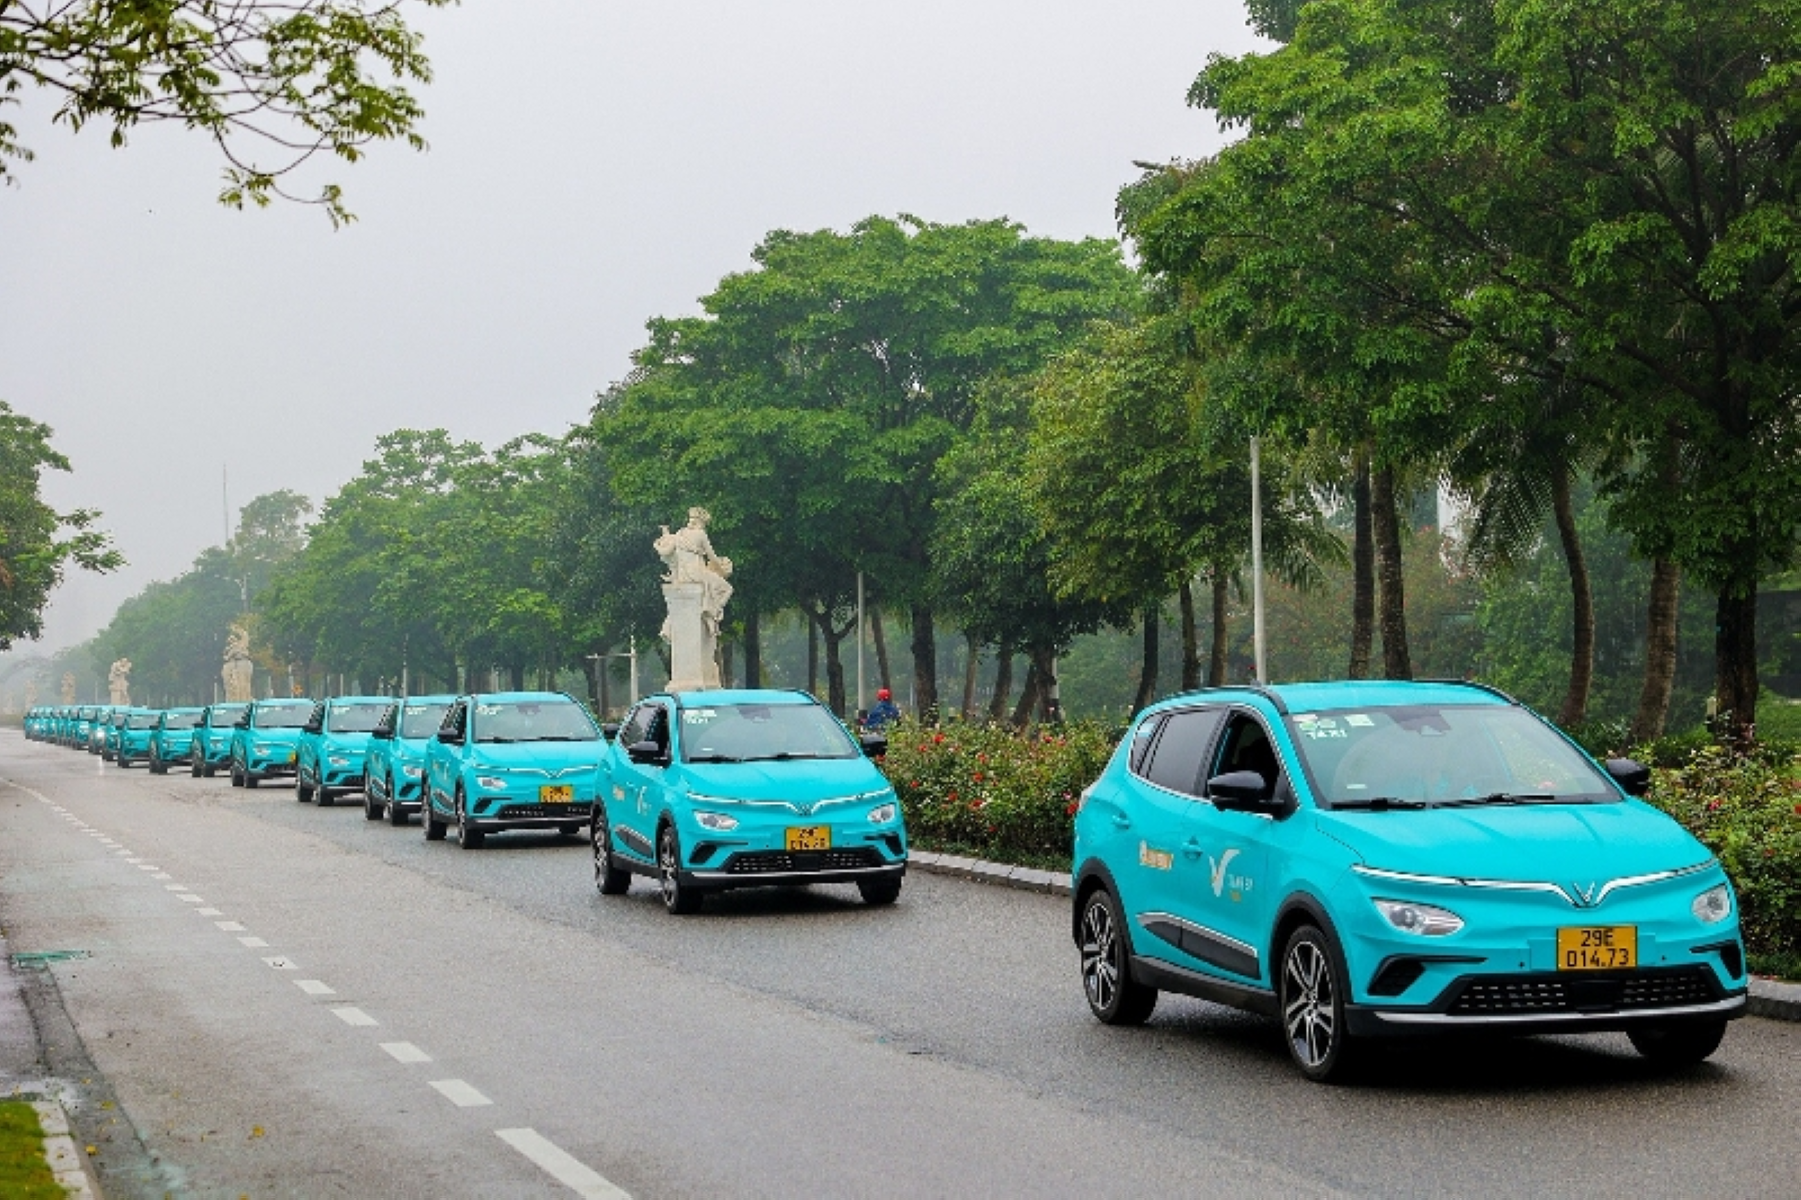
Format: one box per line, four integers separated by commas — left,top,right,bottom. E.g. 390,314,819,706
654,507,734,691
108,658,132,706
23,678,38,710
61,673,76,704
222,623,255,702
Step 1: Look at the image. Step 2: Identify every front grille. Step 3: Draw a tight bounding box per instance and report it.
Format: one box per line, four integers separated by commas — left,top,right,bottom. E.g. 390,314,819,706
1447,967,1720,1016
722,848,886,875
494,804,591,820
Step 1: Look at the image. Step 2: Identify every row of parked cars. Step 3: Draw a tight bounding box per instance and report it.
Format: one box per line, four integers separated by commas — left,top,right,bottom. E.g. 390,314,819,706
25,678,1746,1081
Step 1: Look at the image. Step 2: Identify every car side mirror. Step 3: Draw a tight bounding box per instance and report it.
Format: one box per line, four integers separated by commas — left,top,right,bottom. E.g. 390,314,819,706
235,718,249,729
1605,757,1651,797
1206,769,1276,812
860,733,888,758
371,726,392,740
601,722,621,742
436,727,461,744
303,721,322,734
625,739,666,765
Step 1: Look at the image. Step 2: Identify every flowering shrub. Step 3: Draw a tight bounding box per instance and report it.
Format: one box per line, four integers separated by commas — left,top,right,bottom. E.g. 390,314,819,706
1643,744,1801,960
878,718,1118,866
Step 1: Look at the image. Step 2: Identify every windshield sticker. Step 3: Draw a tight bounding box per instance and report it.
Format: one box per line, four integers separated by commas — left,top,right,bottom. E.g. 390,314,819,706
682,710,717,724
1345,714,1375,727
1138,841,1174,872
475,704,502,716
1301,727,1348,740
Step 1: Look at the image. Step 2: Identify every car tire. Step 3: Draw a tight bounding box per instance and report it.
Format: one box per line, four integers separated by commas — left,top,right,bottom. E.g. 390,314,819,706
296,773,314,803
455,788,484,849
592,810,631,896
387,777,409,827
858,878,903,906
244,771,259,789
1078,887,1158,1025
363,787,383,821
1628,1020,1727,1066
316,779,335,807
657,823,702,915
150,754,167,774
423,792,447,841
230,761,244,788
1279,923,1363,1083
189,757,202,777
202,762,217,778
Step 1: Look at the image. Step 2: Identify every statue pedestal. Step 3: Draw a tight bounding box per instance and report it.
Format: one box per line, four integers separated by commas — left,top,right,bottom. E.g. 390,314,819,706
662,584,721,691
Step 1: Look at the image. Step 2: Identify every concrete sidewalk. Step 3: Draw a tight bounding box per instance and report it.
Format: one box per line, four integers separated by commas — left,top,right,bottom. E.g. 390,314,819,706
2,930,99,1197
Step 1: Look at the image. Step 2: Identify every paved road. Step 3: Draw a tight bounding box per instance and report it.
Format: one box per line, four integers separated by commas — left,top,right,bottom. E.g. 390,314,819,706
3,731,1799,1199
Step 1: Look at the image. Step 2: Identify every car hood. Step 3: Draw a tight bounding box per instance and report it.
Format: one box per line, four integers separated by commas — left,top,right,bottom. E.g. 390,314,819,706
322,732,373,752
1315,800,1712,883
675,756,889,803
464,741,603,775
248,727,304,743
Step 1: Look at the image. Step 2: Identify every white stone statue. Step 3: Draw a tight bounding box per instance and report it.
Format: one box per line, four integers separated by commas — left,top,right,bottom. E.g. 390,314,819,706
654,507,734,691
23,678,38,710
108,658,132,706
61,673,76,704
222,623,255,703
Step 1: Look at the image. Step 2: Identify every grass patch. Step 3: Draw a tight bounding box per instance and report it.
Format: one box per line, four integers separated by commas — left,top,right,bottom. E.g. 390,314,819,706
1749,950,1801,983
0,1102,64,1199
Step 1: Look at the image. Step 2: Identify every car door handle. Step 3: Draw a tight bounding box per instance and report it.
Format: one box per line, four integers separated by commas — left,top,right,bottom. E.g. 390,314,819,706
1181,838,1205,858
1110,813,1131,830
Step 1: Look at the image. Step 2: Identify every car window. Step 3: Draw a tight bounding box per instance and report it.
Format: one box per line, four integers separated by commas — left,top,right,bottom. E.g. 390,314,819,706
127,713,160,730
1212,711,1281,789
678,702,858,762
161,712,203,730
616,704,650,749
399,702,451,739
256,703,314,729
470,700,600,743
1128,715,1165,776
1140,708,1225,796
210,704,248,728
327,703,390,733
442,702,468,740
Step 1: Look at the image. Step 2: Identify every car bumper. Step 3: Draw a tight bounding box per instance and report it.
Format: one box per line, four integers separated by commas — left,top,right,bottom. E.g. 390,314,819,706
247,757,297,776
464,802,594,831
1344,965,1749,1037
680,845,908,890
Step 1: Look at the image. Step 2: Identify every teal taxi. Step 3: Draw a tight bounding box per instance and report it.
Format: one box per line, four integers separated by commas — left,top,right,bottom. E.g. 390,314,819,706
423,692,602,848
296,695,391,806
229,698,315,787
1072,680,1746,1081
592,689,906,914
148,707,206,773
189,703,248,777
363,695,456,825
113,708,162,768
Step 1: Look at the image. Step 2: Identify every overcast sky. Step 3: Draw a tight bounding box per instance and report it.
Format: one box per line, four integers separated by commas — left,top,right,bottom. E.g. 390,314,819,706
4,0,1264,655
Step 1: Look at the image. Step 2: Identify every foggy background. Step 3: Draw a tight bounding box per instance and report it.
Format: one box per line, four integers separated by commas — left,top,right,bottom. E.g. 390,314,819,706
1,0,1263,653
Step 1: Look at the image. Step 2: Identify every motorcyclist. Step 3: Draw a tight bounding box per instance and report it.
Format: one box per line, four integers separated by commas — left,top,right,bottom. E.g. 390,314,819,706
863,687,902,732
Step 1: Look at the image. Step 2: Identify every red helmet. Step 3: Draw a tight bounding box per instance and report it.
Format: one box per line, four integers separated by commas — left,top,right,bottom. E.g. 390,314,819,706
877,688,892,701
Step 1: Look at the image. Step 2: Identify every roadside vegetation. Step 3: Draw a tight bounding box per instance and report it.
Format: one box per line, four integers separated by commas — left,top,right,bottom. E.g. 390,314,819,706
0,1102,61,1199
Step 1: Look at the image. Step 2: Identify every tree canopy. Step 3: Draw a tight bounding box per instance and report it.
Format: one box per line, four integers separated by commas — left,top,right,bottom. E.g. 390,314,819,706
0,400,120,649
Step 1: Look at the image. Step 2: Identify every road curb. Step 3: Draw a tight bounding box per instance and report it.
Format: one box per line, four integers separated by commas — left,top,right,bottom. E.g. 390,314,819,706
31,1099,97,1199
909,851,1800,1022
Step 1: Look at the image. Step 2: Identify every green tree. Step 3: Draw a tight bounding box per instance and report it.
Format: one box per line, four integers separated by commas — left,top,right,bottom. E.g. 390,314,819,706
0,401,121,648
1,0,451,223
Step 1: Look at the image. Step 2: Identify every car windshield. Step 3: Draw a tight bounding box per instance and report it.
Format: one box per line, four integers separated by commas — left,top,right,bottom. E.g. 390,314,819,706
127,713,160,730
327,703,389,733
1285,704,1617,808
399,703,451,739
161,713,202,730
679,702,859,762
472,700,599,743
209,704,248,727
255,703,314,729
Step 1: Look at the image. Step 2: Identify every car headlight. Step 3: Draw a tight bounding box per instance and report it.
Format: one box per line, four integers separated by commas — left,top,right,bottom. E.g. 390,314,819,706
868,803,897,824
253,743,273,755
695,811,739,832
1692,883,1732,924
1373,898,1464,937
475,775,508,791
401,764,423,778
327,755,350,767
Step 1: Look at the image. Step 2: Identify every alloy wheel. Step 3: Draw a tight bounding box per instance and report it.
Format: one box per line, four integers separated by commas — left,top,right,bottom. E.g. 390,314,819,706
1283,936,1337,1072
1080,899,1120,1013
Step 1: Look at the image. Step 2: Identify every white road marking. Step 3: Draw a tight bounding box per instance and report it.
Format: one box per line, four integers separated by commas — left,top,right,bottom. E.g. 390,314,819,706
177,895,204,904
153,873,172,881
263,957,297,971
380,1042,431,1063
496,1128,631,1199
429,1079,492,1108
331,1006,377,1026
136,865,158,872
215,921,247,932
295,979,336,996
196,908,222,916
238,936,270,948
114,850,132,856
164,883,187,891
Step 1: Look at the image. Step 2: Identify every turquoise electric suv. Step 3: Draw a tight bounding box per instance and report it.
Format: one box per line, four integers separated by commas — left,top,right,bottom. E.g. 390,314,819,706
1072,680,1746,1082
593,689,906,914
423,691,602,849
189,703,248,777
148,707,205,773
363,695,456,825
229,698,315,788
295,695,391,806
113,709,162,768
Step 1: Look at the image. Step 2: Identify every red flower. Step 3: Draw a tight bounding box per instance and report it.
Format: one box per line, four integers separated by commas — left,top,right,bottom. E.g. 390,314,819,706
1065,802,1078,816
972,772,983,782
933,733,945,744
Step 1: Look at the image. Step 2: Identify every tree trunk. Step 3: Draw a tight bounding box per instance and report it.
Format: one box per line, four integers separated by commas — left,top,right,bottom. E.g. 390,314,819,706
1179,578,1201,690
508,663,526,691
1133,606,1159,714
1550,461,1593,727
1714,584,1758,747
1033,646,1062,723
743,610,762,689
988,639,1015,721
1372,463,1413,679
961,631,981,718
583,654,601,715
807,606,850,717
1209,569,1230,686
1631,557,1681,744
719,640,734,689
1010,660,1040,727
910,603,938,721
1349,448,1375,679
807,616,818,696
870,605,891,691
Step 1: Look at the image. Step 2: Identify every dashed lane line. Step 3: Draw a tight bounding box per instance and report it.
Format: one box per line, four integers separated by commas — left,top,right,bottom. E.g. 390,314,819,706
263,957,297,971
295,980,336,996
380,1043,431,1064
497,1129,632,1200
214,921,247,932
429,1080,493,1108
331,1006,377,1027
238,936,270,948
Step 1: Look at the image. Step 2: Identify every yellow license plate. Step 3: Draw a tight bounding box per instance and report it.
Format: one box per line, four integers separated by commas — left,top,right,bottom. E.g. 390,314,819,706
785,825,831,851
286,751,296,763
1556,925,1637,971
540,785,573,804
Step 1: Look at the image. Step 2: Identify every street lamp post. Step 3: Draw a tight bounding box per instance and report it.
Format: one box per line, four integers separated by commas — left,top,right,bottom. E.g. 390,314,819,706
1251,435,1267,684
